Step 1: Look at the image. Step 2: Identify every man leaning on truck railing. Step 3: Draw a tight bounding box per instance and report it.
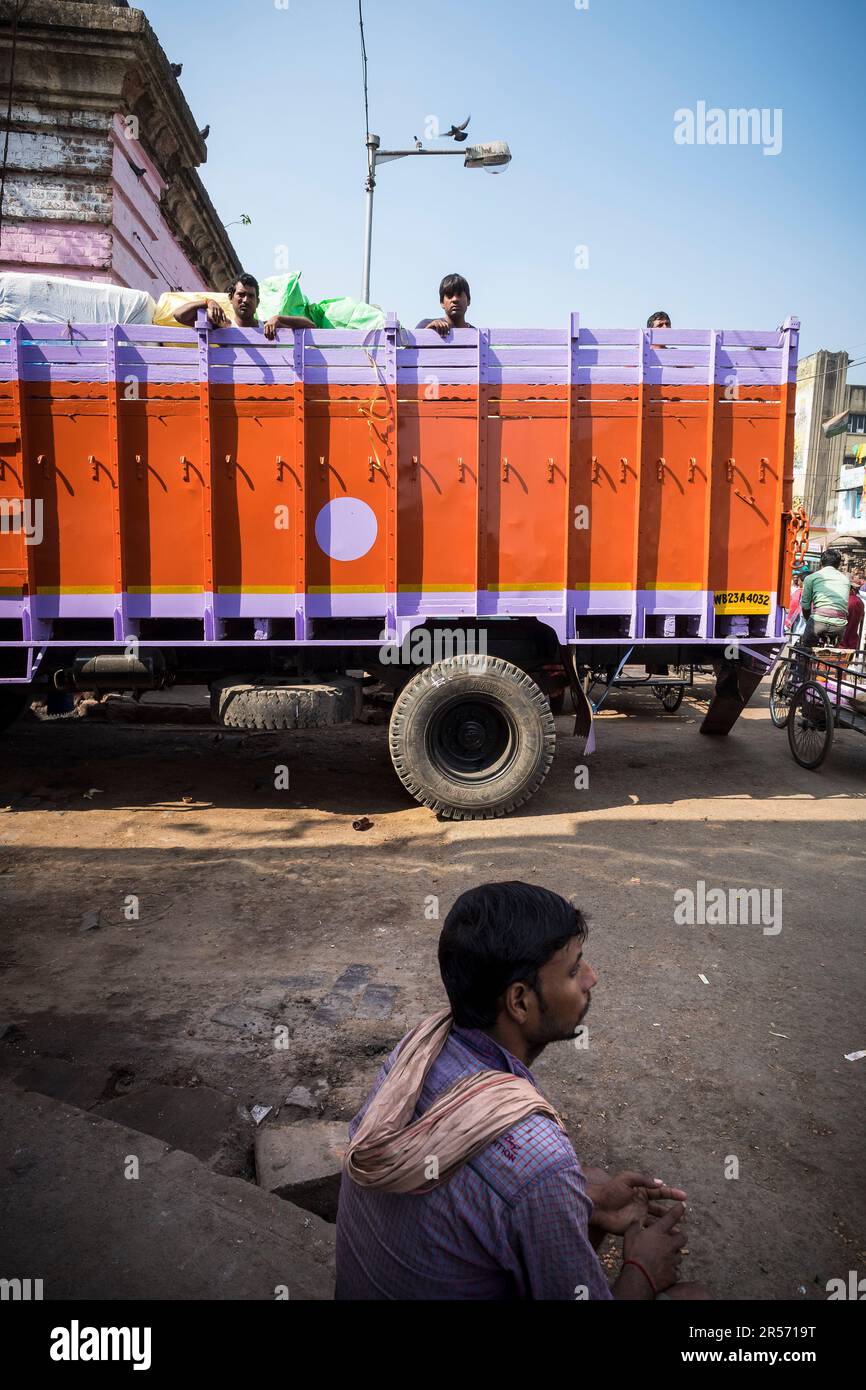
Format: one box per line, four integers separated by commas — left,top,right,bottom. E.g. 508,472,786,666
172,272,314,339
335,881,711,1301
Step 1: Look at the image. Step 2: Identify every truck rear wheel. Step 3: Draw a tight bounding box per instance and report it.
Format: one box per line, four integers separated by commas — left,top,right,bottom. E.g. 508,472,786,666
389,655,556,820
0,686,31,733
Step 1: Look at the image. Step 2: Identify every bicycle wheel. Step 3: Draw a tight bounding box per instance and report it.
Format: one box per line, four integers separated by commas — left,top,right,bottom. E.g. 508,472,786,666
652,683,685,713
769,662,797,729
787,681,833,770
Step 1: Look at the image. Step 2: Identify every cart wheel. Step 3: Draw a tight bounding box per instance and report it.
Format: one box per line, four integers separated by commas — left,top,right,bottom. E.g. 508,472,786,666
769,662,798,729
652,683,685,713
787,681,833,770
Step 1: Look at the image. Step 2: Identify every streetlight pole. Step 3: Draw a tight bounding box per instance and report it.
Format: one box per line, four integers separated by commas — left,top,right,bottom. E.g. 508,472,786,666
362,134,380,307
361,136,512,304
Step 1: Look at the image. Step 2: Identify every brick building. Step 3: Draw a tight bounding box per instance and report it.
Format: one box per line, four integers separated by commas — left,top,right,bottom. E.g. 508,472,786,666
0,0,239,294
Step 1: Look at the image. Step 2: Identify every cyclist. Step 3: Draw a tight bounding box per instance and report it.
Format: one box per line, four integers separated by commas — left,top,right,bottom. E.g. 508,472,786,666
800,549,850,649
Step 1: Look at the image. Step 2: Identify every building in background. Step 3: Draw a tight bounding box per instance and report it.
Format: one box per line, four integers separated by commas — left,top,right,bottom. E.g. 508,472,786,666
831,385,866,563
793,349,850,551
0,0,239,294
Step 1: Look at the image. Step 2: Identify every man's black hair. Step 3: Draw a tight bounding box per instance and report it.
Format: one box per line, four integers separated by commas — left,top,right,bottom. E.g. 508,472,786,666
438,882,587,1030
647,310,671,328
228,272,260,298
822,548,842,569
440,273,471,304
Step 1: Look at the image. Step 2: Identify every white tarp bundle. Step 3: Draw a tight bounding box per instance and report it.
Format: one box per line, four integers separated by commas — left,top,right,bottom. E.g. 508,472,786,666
0,272,156,324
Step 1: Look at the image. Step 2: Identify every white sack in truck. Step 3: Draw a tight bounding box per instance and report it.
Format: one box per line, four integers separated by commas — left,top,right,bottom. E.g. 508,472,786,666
0,272,156,324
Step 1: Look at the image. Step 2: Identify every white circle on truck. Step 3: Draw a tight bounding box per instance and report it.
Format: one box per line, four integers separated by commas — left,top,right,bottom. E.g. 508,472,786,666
314,497,378,562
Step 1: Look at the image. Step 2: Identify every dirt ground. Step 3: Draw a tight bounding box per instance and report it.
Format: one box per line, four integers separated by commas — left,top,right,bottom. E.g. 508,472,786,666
1,674,864,1300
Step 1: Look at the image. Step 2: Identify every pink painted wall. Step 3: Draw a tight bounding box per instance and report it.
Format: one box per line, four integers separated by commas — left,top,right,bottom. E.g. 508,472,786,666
0,221,113,279
109,113,207,294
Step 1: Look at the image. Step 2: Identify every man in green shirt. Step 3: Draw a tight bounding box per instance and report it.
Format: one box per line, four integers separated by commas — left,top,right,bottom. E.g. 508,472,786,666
800,548,850,648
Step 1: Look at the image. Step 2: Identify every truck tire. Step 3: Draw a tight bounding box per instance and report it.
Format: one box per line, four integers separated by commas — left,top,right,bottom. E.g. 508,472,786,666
389,655,556,820
0,686,31,733
211,677,360,731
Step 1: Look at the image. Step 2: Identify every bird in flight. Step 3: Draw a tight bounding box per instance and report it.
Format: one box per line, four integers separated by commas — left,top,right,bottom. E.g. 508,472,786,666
445,115,471,142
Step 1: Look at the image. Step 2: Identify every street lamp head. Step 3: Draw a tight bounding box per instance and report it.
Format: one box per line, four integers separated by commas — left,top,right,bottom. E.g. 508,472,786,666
464,141,512,169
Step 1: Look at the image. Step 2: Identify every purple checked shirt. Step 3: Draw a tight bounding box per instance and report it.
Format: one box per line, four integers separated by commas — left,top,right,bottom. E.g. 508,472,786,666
335,1025,614,1300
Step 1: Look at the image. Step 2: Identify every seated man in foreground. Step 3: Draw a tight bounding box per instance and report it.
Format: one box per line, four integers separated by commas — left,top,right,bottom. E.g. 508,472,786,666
336,881,709,1300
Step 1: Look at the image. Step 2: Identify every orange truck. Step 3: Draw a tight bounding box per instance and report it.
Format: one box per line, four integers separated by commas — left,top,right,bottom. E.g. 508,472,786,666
0,313,803,817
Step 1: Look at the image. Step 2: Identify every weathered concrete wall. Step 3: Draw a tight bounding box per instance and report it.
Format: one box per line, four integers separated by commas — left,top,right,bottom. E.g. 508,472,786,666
848,385,866,415
796,350,850,536
0,1086,336,1300
0,0,238,292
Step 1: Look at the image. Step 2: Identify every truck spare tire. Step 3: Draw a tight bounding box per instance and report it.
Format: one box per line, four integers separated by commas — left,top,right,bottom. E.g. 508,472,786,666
211,677,361,731
389,655,556,820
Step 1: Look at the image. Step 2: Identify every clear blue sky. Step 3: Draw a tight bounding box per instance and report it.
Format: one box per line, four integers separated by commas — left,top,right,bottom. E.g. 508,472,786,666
145,0,866,379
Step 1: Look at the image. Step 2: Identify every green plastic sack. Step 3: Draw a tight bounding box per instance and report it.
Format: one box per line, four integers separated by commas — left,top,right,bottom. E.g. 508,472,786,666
308,296,385,332
257,271,384,333
256,272,307,321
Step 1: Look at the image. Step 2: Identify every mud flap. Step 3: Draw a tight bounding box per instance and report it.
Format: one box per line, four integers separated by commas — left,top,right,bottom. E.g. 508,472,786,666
700,657,767,736
563,649,596,754
572,681,596,754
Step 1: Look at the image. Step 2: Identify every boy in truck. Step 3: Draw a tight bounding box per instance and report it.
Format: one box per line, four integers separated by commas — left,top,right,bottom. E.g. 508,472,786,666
336,881,710,1301
417,273,476,336
172,272,314,339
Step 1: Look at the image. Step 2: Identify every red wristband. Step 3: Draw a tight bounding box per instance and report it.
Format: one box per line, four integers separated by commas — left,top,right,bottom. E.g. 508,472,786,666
622,1258,658,1297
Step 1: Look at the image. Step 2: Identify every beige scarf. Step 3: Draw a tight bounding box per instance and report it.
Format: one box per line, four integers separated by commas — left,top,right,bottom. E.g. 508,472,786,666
343,1009,565,1195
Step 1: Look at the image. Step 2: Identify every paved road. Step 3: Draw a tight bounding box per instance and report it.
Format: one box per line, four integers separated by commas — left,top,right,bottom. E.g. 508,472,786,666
1,677,864,1299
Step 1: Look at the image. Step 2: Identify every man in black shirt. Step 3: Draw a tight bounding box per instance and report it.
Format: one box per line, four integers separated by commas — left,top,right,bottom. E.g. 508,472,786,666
418,273,475,336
